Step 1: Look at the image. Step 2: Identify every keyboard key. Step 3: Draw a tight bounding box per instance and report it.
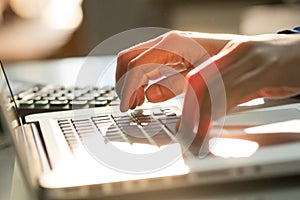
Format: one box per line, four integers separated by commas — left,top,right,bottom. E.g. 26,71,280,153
152,111,165,116
34,100,49,107
33,96,42,101
93,118,112,123
151,130,174,146
76,96,95,101
89,100,109,107
101,86,114,92
58,119,69,124
95,89,107,95
19,99,34,107
110,99,120,106
57,96,69,101
61,127,74,132
132,109,151,117
121,126,145,138
69,100,88,107
103,126,121,136
49,100,68,107
64,93,76,100
43,96,56,101
164,123,177,134
17,89,36,100
96,96,114,102
159,116,179,125
83,92,101,98
113,116,133,123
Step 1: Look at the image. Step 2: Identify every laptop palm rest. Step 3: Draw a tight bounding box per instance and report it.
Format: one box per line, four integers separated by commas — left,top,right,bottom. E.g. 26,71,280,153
219,108,300,127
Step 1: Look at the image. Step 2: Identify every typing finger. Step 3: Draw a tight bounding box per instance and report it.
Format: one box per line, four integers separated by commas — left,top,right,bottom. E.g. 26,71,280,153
119,46,193,111
145,67,192,102
116,36,163,96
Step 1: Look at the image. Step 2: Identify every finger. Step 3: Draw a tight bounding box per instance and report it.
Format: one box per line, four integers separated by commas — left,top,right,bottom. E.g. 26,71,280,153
120,43,193,111
120,62,179,111
119,67,146,111
119,32,210,111
178,73,210,156
179,69,205,137
136,86,146,107
189,66,227,157
116,36,163,82
116,36,163,96
146,68,192,102
180,57,227,143
129,91,138,110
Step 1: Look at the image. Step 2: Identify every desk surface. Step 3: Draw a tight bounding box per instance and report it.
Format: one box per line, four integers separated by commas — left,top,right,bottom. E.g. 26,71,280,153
2,57,300,200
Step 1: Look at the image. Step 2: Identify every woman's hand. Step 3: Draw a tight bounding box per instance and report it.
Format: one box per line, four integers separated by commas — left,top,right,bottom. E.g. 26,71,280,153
180,34,300,138
116,30,233,112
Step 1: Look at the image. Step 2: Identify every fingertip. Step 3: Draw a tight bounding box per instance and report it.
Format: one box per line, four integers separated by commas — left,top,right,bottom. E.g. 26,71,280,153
136,87,146,107
129,97,138,110
121,91,138,111
120,103,129,112
120,92,136,112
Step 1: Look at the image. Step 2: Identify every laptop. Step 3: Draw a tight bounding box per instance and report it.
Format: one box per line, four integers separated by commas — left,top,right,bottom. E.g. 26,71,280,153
2,60,300,200
7,74,118,118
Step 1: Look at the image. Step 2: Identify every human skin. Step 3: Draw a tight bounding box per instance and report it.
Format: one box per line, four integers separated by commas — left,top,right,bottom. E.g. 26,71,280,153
116,30,300,137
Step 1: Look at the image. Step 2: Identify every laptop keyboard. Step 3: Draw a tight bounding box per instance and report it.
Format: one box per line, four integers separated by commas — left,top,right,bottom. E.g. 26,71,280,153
57,107,180,154
16,85,118,117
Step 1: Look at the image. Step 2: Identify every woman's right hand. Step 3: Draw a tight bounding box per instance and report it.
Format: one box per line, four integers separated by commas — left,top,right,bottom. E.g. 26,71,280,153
115,31,233,112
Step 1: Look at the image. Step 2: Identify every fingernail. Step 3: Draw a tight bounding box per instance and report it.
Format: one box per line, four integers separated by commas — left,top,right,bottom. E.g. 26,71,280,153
120,91,137,112
120,102,128,112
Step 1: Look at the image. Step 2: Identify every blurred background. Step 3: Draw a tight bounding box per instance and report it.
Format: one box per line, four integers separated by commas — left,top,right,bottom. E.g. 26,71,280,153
1,0,300,61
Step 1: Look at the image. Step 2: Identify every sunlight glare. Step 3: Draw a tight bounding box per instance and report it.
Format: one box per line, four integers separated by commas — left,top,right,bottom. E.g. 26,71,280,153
209,137,259,158
238,98,265,107
245,120,300,134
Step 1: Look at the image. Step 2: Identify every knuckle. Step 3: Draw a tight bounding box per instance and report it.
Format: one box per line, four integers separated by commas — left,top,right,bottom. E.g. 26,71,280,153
117,49,128,60
186,69,202,85
127,60,136,70
229,39,257,52
163,30,181,41
186,71,196,83
239,40,258,51
116,51,127,66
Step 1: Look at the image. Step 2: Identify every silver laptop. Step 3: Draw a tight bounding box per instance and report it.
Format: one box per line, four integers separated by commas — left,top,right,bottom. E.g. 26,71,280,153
2,61,300,200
